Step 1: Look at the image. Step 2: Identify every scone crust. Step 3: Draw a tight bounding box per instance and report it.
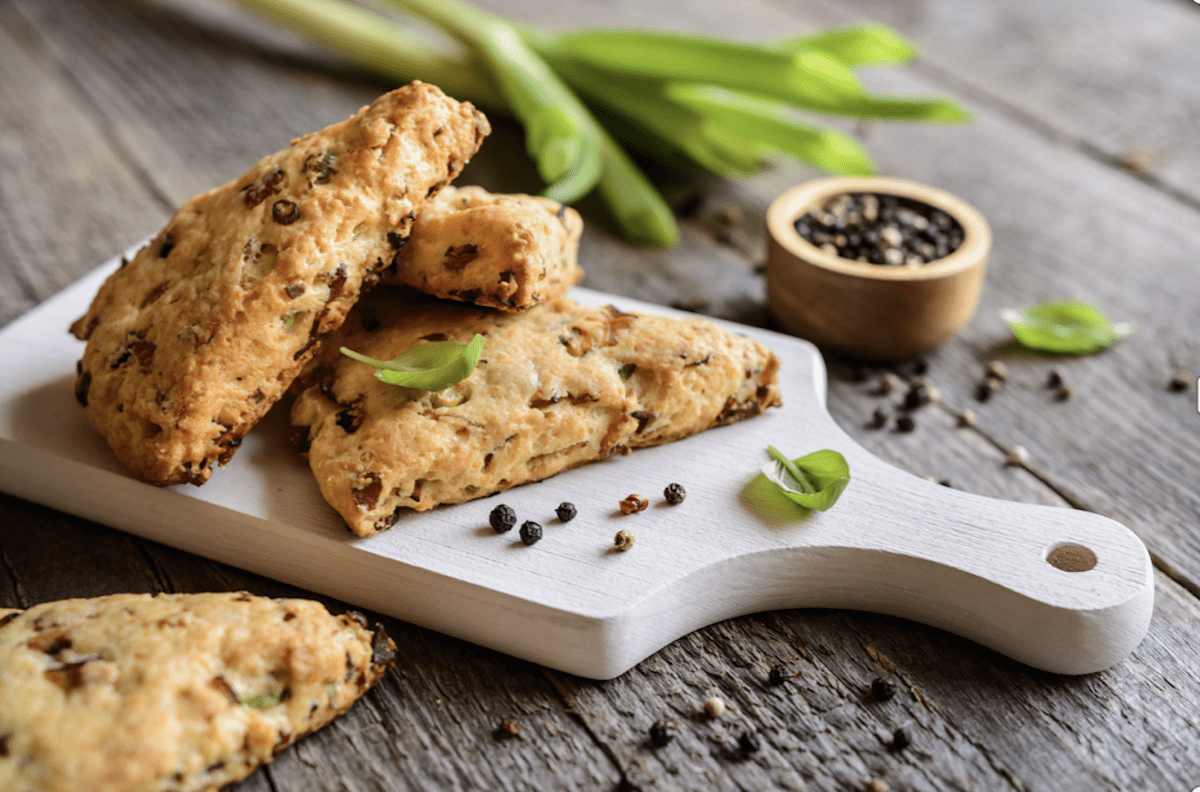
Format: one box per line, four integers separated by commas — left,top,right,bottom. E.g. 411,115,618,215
382,185,584,310
71,82,489,486
0,592,395,792
292,289,782,536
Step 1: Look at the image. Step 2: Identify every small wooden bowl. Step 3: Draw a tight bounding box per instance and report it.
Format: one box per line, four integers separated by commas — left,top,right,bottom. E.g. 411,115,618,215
766,176,991,360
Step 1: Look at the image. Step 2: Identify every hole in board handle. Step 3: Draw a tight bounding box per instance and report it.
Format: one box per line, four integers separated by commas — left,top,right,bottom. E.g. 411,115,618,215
1045,543,1097,573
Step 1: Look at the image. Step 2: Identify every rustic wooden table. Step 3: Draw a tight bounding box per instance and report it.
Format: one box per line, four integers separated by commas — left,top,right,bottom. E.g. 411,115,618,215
3,0,1200,789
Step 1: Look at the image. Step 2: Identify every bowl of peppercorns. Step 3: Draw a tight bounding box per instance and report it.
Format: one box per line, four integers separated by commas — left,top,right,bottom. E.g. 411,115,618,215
766,176,991,360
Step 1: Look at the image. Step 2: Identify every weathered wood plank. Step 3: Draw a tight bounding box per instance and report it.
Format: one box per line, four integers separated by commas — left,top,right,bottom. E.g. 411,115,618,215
785,0,1200,209
0,0,168,326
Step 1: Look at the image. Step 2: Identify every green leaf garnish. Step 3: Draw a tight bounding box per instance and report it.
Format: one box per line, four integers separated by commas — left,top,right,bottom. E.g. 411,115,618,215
341,334,486,391
618,363,637,381
243,692,283,708
1002,300,1132,354
762,446,850,511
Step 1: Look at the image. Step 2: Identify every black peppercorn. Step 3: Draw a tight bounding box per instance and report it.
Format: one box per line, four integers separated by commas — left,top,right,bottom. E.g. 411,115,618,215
649,718,677,747
869,405,889,429
738,730,761,754
496,719,520,738
903,382,932,410
489,504,517,533
870,677,896,702
890,727,911,751
768,664,792,685
895,414,916,433
1168,371,1192,392
519,520,543,546
664,483,686,504
1046,368,1065,389
556,501,577,522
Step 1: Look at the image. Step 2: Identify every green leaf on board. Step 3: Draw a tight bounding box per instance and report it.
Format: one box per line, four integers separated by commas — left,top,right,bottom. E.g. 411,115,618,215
762,446,851,512
341,334,486,390
1002,300,1132,354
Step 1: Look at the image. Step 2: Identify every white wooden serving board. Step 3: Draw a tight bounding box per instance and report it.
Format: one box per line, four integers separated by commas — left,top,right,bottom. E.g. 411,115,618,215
0,245,1154,679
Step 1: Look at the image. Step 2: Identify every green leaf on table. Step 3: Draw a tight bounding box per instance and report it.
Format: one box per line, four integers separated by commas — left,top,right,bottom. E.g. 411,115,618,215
341,334,486,390
762,446,851,512
775,23,918,67
1002,300,1133,354
667,84,875,175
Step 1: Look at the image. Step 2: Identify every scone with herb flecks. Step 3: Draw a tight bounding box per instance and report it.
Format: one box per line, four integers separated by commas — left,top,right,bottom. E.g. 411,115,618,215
0,592,396,792
383,184,583,310
291,287,782,536
70,82,489,487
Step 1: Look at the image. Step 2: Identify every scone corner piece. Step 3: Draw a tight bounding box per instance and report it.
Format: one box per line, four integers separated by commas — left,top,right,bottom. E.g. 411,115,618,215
385,184,585,311
0,591,397,792
292,292,783,536
70,81,489,487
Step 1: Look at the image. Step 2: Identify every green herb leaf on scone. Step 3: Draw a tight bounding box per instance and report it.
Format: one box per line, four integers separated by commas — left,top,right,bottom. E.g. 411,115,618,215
341,333,486,391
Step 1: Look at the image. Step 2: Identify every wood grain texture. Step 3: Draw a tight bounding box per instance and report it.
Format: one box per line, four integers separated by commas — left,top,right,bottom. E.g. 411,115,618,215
2,0,1200,789
782,0,1200,209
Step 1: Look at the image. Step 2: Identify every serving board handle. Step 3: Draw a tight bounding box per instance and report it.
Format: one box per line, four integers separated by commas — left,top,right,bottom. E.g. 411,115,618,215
734,452,1155,675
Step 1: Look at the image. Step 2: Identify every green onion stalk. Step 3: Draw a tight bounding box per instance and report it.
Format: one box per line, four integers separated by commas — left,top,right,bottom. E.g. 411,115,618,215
237,0,969,246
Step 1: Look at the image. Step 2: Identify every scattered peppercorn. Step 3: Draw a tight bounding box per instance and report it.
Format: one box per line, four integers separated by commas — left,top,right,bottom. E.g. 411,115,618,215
664,483,687,504
738,730,761,754
895,414,916,433
497,719,520,738
614,530,636,551
903,381,939,410
976,376,1002,402
1168,371,1192,392
875,373,901,395
555,502,577,522
869,405,889,429
519,520,543,545
890,727,911,751
703,696,726,718
1055,385,1074,402
957,408,976,428
620,494,649,514
1046,368,1065,389
910,357,929,376
489,504,517,533
870,677,896,702
1006,445,1030,467
768,664,794,686
939,478,953,488
649,718,677,747
986,360,1009,381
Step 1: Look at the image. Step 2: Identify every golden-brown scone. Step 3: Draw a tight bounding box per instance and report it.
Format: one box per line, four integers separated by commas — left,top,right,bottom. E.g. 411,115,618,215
69,82,489,486
291,288,782,536
383,185,583,310
0,592,396,792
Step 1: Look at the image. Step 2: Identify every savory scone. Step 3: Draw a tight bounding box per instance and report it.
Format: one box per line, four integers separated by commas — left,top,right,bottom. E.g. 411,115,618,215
0,592,395,792
383,184,584,310
291,288,783,536
69,82,490,486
